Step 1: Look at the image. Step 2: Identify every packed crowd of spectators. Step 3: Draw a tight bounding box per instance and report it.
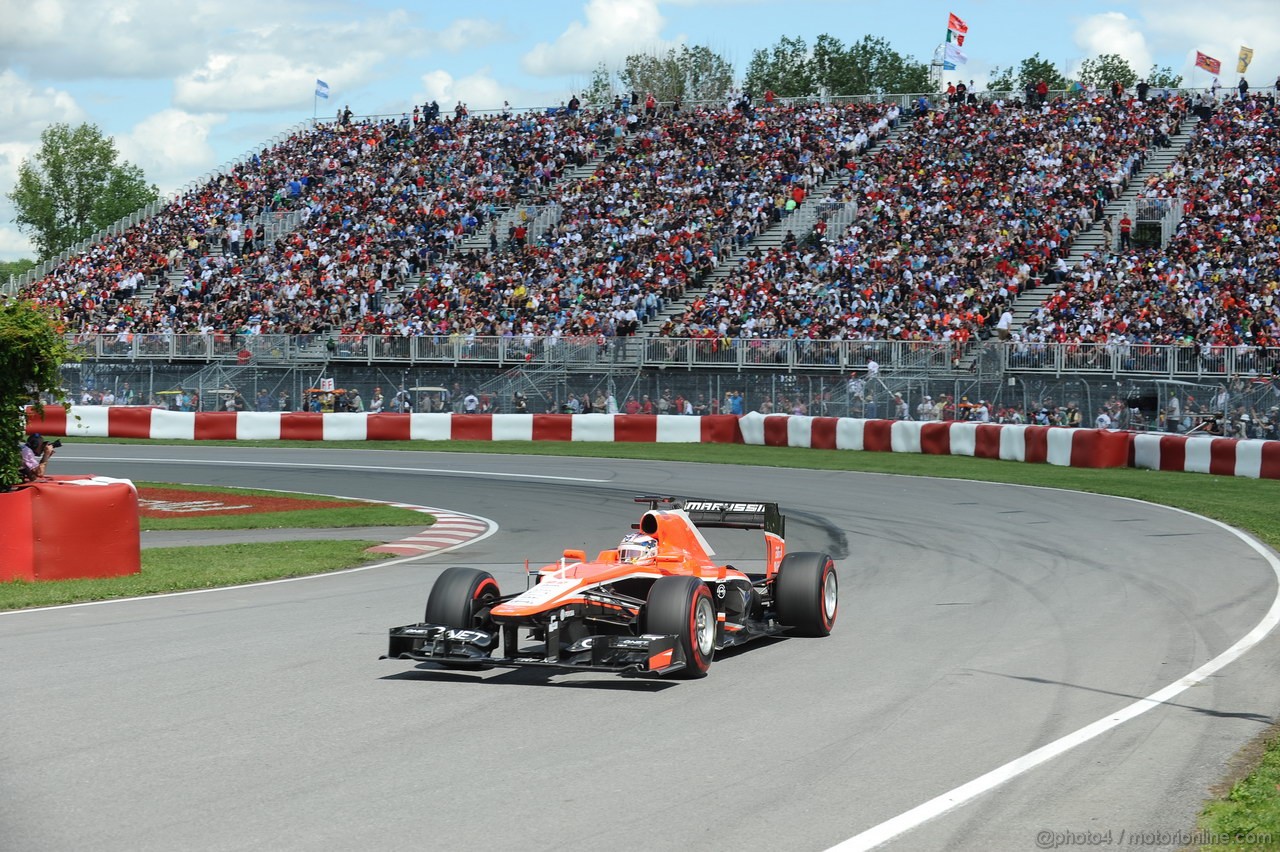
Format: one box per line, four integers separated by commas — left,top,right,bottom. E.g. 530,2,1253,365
658,91,1185,348
19,83,1280,377
1014,94,1279,360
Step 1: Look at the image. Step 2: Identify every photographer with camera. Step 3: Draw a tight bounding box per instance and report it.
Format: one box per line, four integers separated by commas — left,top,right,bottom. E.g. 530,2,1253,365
19,434,60,482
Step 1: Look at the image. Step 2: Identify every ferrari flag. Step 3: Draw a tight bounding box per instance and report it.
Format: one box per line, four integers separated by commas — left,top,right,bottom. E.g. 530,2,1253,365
1238,46,1254,74
1195,51,1221,75
947,12,969,34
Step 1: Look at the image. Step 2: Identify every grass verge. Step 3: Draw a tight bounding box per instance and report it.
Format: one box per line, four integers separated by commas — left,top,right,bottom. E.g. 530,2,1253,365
0,540,391,611
134,481,434,530
1200,729,1280,851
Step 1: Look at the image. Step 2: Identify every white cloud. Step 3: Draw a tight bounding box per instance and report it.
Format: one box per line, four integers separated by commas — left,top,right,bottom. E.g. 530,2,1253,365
116,110,225,195
418,69,563,112
522,0,673,76
0,70,86,142
1130,0,1279,81
0,225,35,261
1073,12,1153,75
434,18,510,53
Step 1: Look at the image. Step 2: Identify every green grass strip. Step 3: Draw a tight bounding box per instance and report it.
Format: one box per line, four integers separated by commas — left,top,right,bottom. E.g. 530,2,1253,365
0,540,391,611
1200,732,1280,850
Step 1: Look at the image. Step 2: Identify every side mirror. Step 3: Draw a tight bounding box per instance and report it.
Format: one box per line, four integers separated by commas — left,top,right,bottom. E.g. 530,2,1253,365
562,549,587,563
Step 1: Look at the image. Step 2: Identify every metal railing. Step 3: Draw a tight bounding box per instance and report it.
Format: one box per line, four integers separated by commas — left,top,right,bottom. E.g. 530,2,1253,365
999,341,1280,378
64,332,1280,382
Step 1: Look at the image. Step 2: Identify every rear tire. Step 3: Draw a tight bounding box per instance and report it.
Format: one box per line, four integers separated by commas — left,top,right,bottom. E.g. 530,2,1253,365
773,552,837,637
645,576,716,678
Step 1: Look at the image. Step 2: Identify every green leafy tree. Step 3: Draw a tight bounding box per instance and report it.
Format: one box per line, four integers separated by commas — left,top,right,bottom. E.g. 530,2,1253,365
620,45,734,104
744,33,930,98
1,259,37,282
7,123,158,262
988,53,1070,94
0,300,72,489
581,61,615,106
1078,53,1138,90
1145,65,1184,88
743,35,816,98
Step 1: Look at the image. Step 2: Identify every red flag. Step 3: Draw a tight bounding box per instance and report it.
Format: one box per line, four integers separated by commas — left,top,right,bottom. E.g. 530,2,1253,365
947,12,969,34
1195,51,1221,75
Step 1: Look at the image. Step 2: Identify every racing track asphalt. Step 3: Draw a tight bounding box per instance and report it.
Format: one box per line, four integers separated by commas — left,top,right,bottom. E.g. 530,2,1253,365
3,444,1280,852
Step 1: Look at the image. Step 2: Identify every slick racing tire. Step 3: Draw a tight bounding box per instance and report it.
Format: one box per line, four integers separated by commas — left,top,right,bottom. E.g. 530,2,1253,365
774,552,837,637
424,567,500,668
645,576,716,678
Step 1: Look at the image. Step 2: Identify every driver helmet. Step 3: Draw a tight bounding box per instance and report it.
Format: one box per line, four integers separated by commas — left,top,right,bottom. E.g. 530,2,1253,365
618,532,658,564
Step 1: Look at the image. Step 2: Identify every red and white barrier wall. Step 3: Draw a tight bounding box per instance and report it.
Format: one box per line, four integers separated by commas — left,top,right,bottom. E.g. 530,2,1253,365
24,406,1280,480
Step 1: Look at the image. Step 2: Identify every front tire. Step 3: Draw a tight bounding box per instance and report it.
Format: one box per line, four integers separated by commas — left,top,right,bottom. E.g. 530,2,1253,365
424,566,500,628
774,552,837,637
645,576,716,678
424,567,501,668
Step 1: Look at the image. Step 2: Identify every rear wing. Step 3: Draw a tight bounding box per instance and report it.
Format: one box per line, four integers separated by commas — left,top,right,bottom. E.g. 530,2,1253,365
634,496,784,539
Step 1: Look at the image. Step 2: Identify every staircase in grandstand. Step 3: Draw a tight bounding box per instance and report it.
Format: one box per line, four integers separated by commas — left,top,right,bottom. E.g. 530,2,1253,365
959,113,1200,372
644,115,910,331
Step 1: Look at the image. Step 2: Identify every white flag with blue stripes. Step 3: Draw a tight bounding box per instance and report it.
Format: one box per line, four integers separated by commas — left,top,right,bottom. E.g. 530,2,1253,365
315,79,330,99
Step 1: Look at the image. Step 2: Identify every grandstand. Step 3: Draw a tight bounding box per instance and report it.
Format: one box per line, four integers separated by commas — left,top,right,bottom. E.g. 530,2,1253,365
10,84,1280,435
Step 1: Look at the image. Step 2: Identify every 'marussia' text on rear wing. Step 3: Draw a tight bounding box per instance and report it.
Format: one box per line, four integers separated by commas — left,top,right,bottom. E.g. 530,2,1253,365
634,496,784,538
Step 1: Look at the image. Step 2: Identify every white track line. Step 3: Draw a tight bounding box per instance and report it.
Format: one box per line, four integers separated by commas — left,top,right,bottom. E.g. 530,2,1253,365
829,497,1280,852
71,456,610,483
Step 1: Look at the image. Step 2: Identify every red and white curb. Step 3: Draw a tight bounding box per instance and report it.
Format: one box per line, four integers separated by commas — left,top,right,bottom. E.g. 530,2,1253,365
367,504,496,557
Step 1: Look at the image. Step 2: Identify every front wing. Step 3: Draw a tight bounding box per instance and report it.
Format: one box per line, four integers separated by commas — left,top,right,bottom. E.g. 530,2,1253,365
383,623,689,677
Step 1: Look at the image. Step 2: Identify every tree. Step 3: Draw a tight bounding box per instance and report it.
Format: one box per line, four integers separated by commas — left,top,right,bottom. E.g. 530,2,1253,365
987,53,1069,94
743,35,816,98
0,259,36,283
619,45,734,104
1145,64,1184,88
7,123,158,262
744,33,931,99
581,61,615,106
1078,53,1138,90
0,300,71,489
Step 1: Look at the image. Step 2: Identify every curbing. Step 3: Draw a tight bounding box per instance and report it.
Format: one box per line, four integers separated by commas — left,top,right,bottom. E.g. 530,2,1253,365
24,406,1280,480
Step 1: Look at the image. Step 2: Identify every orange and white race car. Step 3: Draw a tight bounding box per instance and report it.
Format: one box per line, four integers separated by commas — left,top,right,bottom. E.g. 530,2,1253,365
383,496,838,678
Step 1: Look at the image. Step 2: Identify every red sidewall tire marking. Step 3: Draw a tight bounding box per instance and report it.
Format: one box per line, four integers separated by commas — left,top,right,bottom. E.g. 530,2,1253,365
820,560,836,631
688,586,711,672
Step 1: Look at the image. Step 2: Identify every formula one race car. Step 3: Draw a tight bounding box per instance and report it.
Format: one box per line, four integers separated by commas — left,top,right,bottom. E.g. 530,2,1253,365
383,496,838,678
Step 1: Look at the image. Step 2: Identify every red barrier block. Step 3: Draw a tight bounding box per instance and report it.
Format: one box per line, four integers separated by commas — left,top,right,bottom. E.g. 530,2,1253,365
1209,438,1237,476
366,414,411,441
700,415,742,444
1024,426,1050,464
1069,429,1131,468
1159,435,1187,472
974,424,1003,459
0,480,140,582
1261,442,1280,480
106,406,154,439
920,422,951,455
25,405,68,436
762,416,790,447
0,487,35,581
280,413,324,441
614,415,658,443
193,412,239,440
810,418,839,450
863,420,892,452
451,414,493,441
532,414,573,442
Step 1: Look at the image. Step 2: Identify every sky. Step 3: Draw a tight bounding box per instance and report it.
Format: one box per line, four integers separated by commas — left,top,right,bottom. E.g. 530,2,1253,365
1,0,1277,261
